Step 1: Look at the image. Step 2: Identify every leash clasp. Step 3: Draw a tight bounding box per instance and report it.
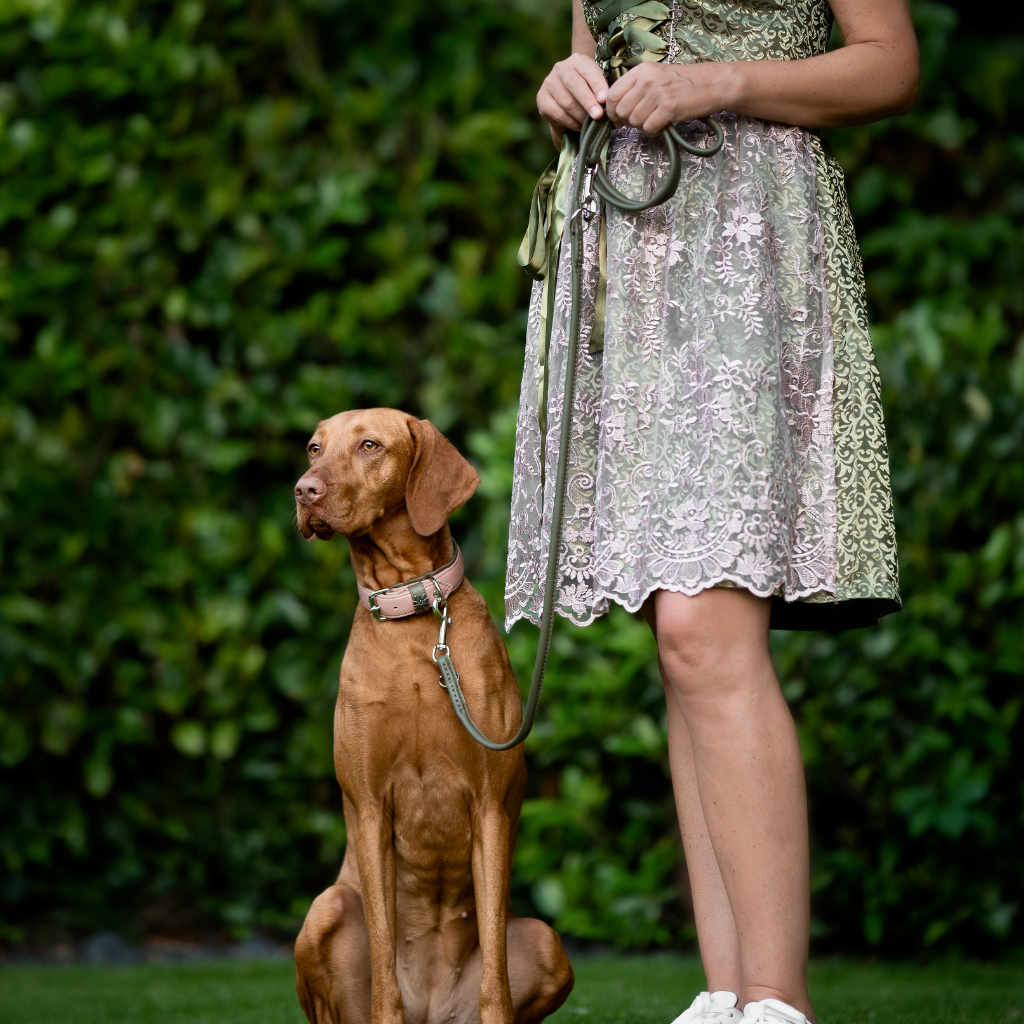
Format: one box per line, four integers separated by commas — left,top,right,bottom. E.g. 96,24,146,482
431,583,455,686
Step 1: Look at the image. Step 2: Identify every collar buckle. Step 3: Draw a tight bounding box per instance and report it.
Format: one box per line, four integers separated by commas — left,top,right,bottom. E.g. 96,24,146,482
367,588,388,621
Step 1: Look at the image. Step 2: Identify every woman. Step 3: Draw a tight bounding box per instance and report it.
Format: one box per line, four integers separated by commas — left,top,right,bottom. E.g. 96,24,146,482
506,1,919,1021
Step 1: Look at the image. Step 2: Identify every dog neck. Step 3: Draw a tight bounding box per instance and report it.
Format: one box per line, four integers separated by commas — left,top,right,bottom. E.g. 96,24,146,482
346,512,455,592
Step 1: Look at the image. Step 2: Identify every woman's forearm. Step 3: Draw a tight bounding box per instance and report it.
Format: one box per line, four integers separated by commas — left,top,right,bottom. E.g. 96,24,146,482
723,41,919,129
572,0,597,60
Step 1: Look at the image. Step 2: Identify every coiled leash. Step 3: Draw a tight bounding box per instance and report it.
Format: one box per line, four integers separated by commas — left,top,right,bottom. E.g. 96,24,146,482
431,107,724,751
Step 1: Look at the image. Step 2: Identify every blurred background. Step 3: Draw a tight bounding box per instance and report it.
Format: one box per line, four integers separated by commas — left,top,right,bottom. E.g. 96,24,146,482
0,0,1021,961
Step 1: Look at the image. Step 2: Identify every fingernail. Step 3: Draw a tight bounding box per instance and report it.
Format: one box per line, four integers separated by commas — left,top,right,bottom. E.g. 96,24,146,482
591,105,602,118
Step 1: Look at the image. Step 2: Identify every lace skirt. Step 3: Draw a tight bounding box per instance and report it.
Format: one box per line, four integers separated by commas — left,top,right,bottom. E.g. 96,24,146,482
505,116,900,632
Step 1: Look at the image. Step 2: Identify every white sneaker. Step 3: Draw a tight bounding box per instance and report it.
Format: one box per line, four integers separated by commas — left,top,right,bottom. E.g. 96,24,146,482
741,998,809,1024
670,991,744,1024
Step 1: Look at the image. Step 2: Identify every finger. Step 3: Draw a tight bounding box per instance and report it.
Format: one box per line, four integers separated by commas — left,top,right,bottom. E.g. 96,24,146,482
642,103,672,136
606,64,641,106
572,55,611,106
563,65,605,120
538,97,582,132
628,93,662,133
606,76,638,128
537,83,581,130
538,86,583,130
615,67,668,132
546,76,589,125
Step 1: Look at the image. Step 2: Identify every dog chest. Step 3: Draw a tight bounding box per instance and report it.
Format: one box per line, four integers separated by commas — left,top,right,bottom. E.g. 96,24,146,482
391,770,475,876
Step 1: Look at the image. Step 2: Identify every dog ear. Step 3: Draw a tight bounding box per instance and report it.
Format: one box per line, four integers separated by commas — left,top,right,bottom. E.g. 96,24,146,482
405,418,481,537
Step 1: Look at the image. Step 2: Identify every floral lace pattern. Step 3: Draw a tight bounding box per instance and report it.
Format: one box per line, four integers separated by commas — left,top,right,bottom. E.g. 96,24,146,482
507,117,842,627
506,0,900,630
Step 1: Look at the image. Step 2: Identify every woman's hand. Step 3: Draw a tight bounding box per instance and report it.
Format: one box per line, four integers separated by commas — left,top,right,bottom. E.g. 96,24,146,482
606,62,735,135
537,53,610,145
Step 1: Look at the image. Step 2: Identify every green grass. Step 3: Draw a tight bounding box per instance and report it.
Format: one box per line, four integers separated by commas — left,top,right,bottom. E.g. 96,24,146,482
1,955,1022,1024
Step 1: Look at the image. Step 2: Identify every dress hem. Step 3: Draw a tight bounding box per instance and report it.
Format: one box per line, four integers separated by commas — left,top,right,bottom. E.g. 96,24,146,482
505,575,900,633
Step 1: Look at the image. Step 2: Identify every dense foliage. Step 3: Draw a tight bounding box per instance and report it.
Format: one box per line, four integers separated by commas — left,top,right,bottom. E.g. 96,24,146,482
0,0,1021,956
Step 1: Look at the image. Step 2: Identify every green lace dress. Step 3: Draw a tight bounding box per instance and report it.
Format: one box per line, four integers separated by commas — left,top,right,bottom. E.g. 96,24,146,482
506,0,901,631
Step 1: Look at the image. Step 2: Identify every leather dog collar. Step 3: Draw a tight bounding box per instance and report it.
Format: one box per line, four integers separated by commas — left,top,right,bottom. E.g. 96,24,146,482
357,544,465,621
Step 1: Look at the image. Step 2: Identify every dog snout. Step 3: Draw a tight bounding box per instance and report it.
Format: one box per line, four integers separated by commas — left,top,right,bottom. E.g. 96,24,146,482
295,473,327,505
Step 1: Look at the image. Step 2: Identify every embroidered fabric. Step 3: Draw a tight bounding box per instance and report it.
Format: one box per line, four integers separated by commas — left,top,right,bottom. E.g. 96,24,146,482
505,0,901,631
809,135,900,608
507,117,841,628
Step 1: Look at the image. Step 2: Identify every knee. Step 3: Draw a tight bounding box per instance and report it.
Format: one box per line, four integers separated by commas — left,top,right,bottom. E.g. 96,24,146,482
656,606,729,687
654,594,769,709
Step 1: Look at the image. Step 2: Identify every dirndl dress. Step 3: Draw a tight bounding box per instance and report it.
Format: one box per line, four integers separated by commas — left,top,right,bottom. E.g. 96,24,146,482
505,0,901,631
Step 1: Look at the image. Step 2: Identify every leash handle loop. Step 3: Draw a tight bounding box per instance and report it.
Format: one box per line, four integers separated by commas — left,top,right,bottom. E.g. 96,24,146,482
586,116,724,213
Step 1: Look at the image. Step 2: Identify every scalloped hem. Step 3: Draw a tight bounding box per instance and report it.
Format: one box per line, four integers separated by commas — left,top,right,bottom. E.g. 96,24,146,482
505,575,900,633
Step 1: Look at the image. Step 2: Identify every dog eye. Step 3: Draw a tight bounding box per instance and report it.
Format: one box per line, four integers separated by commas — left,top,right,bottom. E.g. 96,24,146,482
361,440,378,451
308,443,320,456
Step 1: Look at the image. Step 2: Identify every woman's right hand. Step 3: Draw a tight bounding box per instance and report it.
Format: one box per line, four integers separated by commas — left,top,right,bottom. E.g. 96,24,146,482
536,53,609,146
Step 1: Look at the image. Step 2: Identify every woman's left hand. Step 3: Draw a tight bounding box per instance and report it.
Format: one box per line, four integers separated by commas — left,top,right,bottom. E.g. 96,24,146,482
606,61,736,134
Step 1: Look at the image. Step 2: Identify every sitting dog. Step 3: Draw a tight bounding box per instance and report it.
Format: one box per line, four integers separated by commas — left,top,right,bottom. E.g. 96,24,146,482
292,408,573,1024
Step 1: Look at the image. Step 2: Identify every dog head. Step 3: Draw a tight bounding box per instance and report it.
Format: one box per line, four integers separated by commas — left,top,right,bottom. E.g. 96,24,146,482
294,408,480,541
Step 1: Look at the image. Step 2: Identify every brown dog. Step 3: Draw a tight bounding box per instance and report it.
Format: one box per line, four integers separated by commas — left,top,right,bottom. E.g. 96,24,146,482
292,409,573,1024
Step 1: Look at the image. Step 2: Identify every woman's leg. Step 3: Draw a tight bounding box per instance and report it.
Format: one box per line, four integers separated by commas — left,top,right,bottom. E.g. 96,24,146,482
650,588,813,1018
666,692,745,993
643,599,743,995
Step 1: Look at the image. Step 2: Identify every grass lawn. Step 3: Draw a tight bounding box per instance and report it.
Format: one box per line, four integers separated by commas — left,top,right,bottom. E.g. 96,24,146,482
1,954,1022,1024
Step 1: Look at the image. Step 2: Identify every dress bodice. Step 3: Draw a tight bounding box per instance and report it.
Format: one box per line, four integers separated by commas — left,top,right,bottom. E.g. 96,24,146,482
583,0,833,78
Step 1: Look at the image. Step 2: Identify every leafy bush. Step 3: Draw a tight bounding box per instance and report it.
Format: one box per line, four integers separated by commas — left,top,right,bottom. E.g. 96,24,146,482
0,0,1021,955
0,0,557,942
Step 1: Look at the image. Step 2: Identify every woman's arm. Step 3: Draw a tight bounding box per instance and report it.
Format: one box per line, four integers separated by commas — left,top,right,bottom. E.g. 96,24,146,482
537,0,919,142
607,0,919,133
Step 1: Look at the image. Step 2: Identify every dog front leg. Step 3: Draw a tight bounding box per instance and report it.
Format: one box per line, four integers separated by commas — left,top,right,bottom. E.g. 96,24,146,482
472,802,514,1024
348,807,404,1024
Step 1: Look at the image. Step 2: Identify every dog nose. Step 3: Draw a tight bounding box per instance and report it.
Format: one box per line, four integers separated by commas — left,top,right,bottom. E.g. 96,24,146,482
295,474,327,504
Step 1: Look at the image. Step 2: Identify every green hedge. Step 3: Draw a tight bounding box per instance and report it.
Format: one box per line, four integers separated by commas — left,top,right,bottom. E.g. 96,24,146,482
0,0,1021,955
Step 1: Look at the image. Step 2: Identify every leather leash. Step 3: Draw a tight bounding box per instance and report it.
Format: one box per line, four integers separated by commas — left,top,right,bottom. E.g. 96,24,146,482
435,111,724,751
364,16,726,747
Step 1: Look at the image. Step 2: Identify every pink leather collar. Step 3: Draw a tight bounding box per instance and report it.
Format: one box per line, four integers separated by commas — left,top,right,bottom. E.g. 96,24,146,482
356,544,465,621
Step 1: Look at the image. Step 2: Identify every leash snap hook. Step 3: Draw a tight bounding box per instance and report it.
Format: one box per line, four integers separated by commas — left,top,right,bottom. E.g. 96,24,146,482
431,580,453,680
430,580,447,620
580,165,599,222
431,586,451,649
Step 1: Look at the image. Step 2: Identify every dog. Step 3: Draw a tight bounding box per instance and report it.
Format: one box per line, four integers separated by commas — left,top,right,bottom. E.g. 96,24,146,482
292,408,574,1024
